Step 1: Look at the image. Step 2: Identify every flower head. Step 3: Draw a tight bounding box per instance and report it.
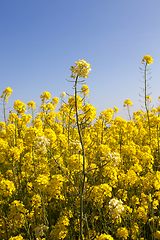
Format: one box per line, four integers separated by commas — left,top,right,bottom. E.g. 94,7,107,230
81,85,89,97
34,224,49,240
113,107,119,113
40,91,51,104
34,136,50,153
27,101,36,109
123,99,133,107
14,100,26,115
146,95,152,103
116,227,128,240
109,198,124,218
142,55,153,65
70,59,91,79
1,87,13,103
60,92,66,98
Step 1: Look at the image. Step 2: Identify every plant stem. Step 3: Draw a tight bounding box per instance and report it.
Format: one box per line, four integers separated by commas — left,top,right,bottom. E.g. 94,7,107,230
74,75,86,240
144,63,151,147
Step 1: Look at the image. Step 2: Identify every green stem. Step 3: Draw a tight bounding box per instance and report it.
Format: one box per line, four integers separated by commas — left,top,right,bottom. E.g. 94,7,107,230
74,75,86,240
127,106,131,121
3,98,6,124
157,125,160,169
144,63,151,147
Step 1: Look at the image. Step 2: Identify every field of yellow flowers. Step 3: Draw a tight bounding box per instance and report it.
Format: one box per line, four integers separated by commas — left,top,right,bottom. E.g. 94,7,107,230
1,56,160,240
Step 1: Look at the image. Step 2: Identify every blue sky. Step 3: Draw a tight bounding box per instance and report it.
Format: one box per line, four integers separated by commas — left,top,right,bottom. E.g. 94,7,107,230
0,0,160,121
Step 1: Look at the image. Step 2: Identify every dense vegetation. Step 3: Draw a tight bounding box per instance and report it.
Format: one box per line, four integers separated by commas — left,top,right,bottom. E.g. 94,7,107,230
1,56,160,240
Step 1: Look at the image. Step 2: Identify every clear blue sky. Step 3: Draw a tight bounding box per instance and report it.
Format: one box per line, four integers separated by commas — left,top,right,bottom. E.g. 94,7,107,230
0,0,160,120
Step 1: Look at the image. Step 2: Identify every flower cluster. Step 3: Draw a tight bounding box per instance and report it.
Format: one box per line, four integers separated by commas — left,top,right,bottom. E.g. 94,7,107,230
146,95,152,103
0,86,13,103
14,100,26,115
70,59,91,79
34,224,49,240
34,136,50,153
27,100,36,109
81,85,89,97
40,91,51,104
109,198,124,218
123,99,133,107
142,55,153,65
107,152,121,167
1,56,160,240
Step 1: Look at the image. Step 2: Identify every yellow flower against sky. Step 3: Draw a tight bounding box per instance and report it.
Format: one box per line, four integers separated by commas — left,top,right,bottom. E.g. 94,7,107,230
1,56,160,240
70,59,91,79
142,55,153,65
0,87,13,103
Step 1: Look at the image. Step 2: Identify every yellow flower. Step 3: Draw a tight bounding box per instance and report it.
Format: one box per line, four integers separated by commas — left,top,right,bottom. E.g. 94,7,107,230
116,227,128,240
27,101,36,109
81,85,89,97
82,103,97,122
14,100,26,115
153,199,159,209
157,106,160,112
40,91,51,104
9,235,24,240
99,108,114,123
1,86,13,103
146,95,152,103
95,233,114,240
34,224,49,240
113,107,119,113
142,55,153,65
50,215,69,240
123,99,133,107
155,231,160,239
109,198,124,218
51,97,59,106
60,92,66,98
0,178,15,197
70,59,91,79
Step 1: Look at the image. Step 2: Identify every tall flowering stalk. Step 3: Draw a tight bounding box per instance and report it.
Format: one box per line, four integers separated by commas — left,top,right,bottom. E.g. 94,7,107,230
141,55,155,239
0,87,13,124
2,56,160,239
123,99,133,120
141,55,153,146
70,59,91,240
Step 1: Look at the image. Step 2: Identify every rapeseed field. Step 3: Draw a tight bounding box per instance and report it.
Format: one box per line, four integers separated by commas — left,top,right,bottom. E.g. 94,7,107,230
1,56,160,240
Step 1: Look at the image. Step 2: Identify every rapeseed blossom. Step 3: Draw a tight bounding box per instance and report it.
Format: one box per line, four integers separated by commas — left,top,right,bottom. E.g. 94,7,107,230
34,224,49,240
50,215,69,239
0,178,15,197
40,91,51,104
81,85,89,97
155,231,160,239
99,108,114,123
123,99,133,107
109,198,124,218
107,152,121,167
9,235,24,240
146,95,152,103
113,107,119,113
116,227,128,240
70,59,91,79
14,100,26,115
1,56,160,240
60,92,66,98
142,55,153,65
27,100,36,109
34,136,50,153
95,233,114,240
1,86,13,102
